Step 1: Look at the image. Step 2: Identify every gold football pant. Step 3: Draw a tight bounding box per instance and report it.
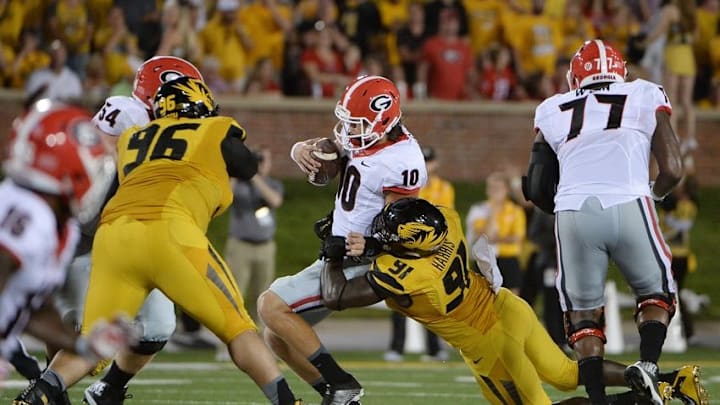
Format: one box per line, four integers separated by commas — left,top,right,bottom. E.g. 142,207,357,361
462,289,579,404
83,217,255,343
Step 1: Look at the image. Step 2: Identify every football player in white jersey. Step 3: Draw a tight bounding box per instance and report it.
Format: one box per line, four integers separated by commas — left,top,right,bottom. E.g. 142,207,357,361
0,101,132,399
524,40,684,405
257,75,427,405
13,56,205,405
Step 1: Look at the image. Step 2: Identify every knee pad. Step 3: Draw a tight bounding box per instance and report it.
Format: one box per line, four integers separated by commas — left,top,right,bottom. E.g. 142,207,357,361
564,311,606,347
635,293,676,319
130,340,168,356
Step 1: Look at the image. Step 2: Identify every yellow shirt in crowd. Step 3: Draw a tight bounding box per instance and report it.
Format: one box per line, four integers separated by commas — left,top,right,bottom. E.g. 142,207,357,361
467,200,526,258
419,175,455,209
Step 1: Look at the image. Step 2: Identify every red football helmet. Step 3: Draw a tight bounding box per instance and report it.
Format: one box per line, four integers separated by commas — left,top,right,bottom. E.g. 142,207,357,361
132,56,204,110
333,75,402,152
3,100,115,223
566,40,627,90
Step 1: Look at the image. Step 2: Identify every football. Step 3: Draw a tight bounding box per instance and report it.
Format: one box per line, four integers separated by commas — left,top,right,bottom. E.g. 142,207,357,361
308,138,341,186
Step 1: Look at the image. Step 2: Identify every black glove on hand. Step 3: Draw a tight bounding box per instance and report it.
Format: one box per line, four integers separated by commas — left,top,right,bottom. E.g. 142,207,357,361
362,237,384,257
314,211,334,240
322,236,346,261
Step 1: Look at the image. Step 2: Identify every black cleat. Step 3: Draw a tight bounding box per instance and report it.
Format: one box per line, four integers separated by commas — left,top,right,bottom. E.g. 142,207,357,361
83,381,132,405
625,361,665,405
321,377,364,405
13,378,71,405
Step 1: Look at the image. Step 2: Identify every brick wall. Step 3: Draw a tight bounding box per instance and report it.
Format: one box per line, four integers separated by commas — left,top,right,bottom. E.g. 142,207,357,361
1,93,717,185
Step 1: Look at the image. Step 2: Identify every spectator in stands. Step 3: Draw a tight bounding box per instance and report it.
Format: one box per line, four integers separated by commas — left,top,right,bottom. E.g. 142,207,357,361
643,0,698,151
201,56,232,95
83,53,109,105
20,0,42,32
0,0,25,77
245,57,282,96
463,0,503,57
343,43,363,77
87,0,114,36
391,2,427,99
5,29,49,89
466,171,526,295
200,0,253,93
636,1,666,84
226,146,284,324
238,0,293,71
594,0,641,49
424,0,469,37
114,0,162,58
337,0,382,57
659,173,700,343
294,0,338,26
93,6,141,87
47,0,93,78
503,1,559,99
25,40,82,102
156,0,203,64
385,145,453,363
477,45,520,101
416,8,475,100
693,0,718,106
711,18,720,106
300,22,353,98
376,0,410,90
558,0,595,60
280,19,314,96
377,0,410,32
358,53,385,77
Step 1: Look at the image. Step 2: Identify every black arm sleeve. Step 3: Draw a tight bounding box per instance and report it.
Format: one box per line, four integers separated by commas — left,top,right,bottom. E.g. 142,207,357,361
521,140,559,215
221,125,258,180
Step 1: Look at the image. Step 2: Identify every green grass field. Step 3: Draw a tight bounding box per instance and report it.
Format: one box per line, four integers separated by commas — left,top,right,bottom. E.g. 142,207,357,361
1,349,717,404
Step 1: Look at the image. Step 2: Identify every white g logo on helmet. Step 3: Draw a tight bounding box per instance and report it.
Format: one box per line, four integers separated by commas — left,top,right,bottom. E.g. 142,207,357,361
159,70,183,83
370,95,393,112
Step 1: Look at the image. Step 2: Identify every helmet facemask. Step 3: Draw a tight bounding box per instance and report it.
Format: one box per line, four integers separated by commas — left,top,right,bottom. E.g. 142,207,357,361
333,103,383,152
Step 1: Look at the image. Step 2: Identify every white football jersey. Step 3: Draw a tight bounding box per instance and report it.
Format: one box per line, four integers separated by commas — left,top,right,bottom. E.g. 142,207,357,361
0,180,79,357
92,96,151,136
331,132,427,236
534,79,672,211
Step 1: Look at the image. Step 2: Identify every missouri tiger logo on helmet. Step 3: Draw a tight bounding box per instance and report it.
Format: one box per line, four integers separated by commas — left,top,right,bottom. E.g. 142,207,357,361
397,221,447,252
153,76,219,119
372,198,448,257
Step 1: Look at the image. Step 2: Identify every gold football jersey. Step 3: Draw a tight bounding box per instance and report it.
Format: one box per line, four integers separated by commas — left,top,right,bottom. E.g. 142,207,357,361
369,207,498,354
102,116,246,232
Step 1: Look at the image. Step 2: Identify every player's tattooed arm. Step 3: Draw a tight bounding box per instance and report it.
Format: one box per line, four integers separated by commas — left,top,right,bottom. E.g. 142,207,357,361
320,236,384,311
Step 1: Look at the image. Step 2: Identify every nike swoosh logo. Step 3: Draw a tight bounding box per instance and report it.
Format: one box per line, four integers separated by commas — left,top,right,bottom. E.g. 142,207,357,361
360,161,371,167
472,357,483,364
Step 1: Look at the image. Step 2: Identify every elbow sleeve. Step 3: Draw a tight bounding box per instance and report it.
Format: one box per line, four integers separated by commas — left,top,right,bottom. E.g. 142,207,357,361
522,142,559,214
221,136,258,180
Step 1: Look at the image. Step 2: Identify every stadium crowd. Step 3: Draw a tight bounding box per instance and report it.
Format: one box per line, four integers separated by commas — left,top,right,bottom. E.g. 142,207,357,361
0,0,718,107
